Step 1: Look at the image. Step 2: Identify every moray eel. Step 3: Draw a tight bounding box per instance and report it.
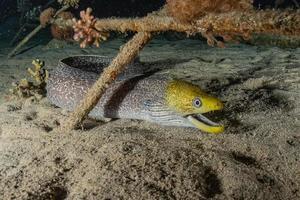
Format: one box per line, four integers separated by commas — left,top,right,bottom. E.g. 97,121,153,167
46,55,224,133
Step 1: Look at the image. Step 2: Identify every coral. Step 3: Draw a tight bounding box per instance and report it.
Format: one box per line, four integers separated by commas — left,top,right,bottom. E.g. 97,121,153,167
92,9,299,47
8,79,32,100
195,9,300,39
7,78,45,101
57,11,74,20
50,11,74,40
166,0,253,23
27,59,49,85
7,59,48,100
94,15,196,34
73,8,109,48
40,7,56,27
57,0,80,8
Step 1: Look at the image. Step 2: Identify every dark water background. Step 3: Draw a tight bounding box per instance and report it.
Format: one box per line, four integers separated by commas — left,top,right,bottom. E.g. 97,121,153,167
0,0,298,42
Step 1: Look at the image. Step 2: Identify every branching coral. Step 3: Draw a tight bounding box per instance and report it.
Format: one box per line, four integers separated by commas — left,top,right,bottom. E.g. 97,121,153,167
27,59,49,86
7,59,48,101
73,8,109,48
91,9,299,46
58,5,300,48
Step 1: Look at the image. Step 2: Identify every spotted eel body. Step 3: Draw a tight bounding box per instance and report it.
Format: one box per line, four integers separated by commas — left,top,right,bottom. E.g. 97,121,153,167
46,55,192,127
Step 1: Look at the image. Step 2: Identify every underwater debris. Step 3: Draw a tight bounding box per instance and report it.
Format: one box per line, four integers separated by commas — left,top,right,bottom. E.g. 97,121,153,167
7,59,48,101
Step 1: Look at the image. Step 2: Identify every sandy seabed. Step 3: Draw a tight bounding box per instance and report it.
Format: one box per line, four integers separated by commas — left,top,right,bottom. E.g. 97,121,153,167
0,38,299,199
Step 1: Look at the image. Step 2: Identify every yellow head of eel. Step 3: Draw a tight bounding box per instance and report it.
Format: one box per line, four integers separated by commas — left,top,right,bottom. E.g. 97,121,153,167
165,80,224,134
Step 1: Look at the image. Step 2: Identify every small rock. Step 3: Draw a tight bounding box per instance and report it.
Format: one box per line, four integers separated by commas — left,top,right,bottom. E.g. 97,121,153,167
23,97,36,108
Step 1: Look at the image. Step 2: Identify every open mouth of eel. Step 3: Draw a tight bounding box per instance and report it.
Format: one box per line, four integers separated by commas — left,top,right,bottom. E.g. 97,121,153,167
186,113,224,134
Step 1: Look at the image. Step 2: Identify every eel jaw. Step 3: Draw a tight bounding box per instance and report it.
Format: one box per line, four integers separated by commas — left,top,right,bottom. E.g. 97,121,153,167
186,114,224,134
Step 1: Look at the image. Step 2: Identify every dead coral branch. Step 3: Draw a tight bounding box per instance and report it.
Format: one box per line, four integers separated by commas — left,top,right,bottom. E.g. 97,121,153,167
91,9,299,47
195,10,300,39
94,16,198,34
93,10,300,38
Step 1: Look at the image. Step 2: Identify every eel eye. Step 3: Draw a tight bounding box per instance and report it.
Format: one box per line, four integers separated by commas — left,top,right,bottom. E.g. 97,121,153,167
193,97,202,108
